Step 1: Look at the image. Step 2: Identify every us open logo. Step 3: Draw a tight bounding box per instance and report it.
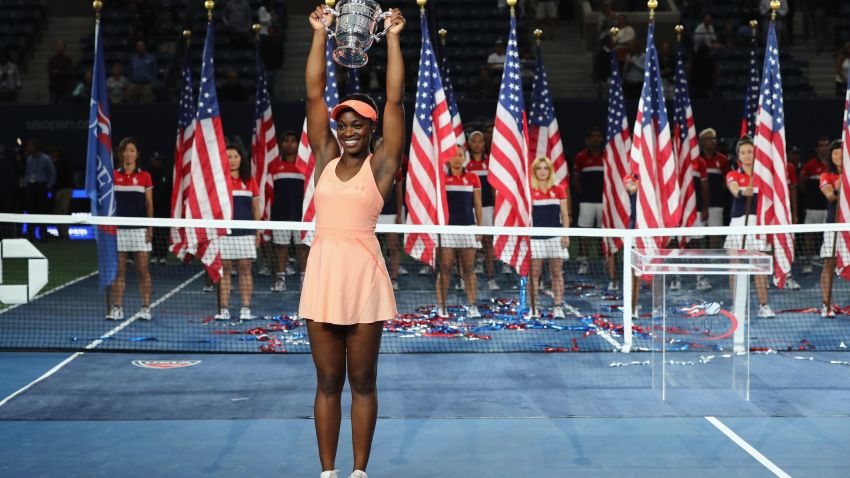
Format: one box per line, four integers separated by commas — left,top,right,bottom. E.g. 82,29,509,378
132,360,201,369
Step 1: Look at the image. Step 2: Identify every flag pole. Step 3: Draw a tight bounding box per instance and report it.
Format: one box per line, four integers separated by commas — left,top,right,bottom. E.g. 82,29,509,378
93,0,112,317
525,27,544,317
827,190,840,313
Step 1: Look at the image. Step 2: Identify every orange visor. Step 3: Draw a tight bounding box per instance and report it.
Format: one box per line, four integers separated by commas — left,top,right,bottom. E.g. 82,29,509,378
330,99,378,123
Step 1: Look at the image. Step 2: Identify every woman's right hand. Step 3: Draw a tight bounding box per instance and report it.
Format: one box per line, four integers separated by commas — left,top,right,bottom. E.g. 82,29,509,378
309,5,334,32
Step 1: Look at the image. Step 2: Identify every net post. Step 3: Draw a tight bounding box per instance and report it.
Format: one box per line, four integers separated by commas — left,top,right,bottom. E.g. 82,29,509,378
621,235,634,353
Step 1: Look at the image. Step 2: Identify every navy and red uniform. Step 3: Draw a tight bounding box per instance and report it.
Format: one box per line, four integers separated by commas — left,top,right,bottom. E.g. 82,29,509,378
446,171,481,225
801,158,829,217
231,177,259,235
726,169,758,218
573,149,604,204
623,173,638,229
531,185,567,239
820,172,840,224
269,159,304,221
702,152,729,226
114,167,152,228
466,155,494,208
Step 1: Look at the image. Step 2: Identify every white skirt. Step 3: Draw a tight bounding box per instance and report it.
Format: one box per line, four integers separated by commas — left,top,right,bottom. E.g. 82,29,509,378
531,237,570,260
219,235,257,260
439,233,482,249
723,215,771,251
821,231,838,258
117,228,152,252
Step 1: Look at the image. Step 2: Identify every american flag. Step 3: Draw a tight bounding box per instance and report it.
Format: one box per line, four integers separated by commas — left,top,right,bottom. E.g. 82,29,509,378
528,42,567,190
740,34,760,138
346,67,361,95
169,50,194,258
489,14,532,276
438,36,465,155
403,12,456,268
753,20,794,288
630,21,681,251
296,38,338,244
251,42,280,238
837,73,850,280
84,14,117,288
601,49,632,256
672,42,699,238
184,21,232,282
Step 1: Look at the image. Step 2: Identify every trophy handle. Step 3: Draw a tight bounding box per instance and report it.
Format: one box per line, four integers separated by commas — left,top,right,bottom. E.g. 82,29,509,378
319,6,339,38
371,11,393,43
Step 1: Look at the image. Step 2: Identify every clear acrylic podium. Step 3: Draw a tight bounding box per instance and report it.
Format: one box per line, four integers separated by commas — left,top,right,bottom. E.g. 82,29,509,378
631,249,773,400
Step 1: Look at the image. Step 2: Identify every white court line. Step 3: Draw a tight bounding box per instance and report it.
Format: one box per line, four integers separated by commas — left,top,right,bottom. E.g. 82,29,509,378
705,416,792,478
0,271,99,316
0,270,204,408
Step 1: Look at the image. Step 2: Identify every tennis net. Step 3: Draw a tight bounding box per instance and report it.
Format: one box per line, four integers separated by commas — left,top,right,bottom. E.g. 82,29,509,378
0,213,848,353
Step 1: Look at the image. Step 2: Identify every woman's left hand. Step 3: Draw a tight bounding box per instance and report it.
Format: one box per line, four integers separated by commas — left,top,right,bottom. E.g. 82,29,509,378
385,8,405,36
561,236,570,248
255,231,262,247
145,227,153,243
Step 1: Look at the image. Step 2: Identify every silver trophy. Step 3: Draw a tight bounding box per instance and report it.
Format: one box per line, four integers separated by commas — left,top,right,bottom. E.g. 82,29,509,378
320,0,393,68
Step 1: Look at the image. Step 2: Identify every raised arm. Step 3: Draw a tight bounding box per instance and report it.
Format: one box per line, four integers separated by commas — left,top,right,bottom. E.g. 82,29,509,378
306,5,339,183
372,9,406,195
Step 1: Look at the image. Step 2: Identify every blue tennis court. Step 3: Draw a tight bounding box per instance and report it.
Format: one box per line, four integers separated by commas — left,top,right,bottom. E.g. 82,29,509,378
2,350,850,477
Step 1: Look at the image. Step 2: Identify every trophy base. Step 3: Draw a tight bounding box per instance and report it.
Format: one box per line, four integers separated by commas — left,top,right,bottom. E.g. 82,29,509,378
333,46,368,69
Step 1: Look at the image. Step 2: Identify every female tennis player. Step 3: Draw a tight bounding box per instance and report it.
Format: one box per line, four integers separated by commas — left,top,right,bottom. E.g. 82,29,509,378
818,140,842,318
529,156,570,318
215,141,260,321
436,144,483,319
108,137,153,321
299,5,405,478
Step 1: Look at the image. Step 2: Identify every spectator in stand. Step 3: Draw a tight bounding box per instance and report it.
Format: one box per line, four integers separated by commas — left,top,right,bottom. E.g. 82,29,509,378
47,40,73,104
107,63,129,104
224,0,252,47
688,44,717,98
127,40,157,103
597,1,618,37
835,42,850,97
219,69,248,102
487,40,507,76
533,0,558,38
474,67,498,97
698,128,729,249
24,139,56,241
693,14,720,51
261,24,285,98
71,69,93,102
720,20,739,48
592,33,614,96
147,152,172,264
258,0,276,36
0,49,21,102
612,15,635,64
50,149,73,240
622,40,645,99
572,127,605,278
799,137,832,275
658,41,674,95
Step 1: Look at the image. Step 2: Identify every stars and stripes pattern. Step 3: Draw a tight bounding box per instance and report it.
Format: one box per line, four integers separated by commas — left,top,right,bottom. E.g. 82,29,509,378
169,50,195,258
672,42,699,239
753,21,794,288
601,50,632,256
630,21,681,251
438,36,465,155
403,12,456,268
84,14,117,288
251,42,281,239
489,14,532,276
836,73,850,280
346,67,361,95
528,42,567,190
184,21,232,282
740,34,760,138
295,38,338,244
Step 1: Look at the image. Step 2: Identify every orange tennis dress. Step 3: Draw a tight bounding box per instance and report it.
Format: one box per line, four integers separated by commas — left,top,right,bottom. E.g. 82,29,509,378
298,155,398,324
